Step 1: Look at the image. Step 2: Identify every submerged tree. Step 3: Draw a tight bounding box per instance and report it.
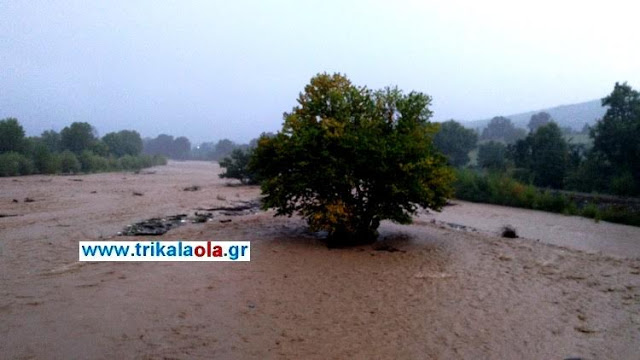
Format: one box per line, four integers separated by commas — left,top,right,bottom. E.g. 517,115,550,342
219,148,257,184
251,73,453,244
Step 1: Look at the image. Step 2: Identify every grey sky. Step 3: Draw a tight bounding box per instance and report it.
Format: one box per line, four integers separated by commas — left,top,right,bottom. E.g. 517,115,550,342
2,0,638,144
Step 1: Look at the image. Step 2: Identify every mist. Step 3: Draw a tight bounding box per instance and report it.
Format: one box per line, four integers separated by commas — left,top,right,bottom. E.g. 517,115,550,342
2,0,638,144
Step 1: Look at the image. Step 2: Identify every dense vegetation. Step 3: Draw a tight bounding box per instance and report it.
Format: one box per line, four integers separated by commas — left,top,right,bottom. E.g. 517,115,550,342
433,82,640,226
218,148,258,185
0,118,166,176
250,73,453,244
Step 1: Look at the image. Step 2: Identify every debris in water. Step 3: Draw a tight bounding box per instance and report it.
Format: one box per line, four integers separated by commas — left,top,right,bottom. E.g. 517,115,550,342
119,199,261,236
197,200,260,216
24,197,35,203
120,215,188,236
192,212,213,223
0,214,20,218
132,192,144,196
501,225,518,238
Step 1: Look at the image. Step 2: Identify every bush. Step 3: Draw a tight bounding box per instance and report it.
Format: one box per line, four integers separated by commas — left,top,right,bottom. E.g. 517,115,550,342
59,151,81,174
79,150,109,173
478,141,507,170
32,144,60,174
453,169,490,203
533,190,568,213
219,148,257,184
610,171,637,196
0,152,33,176
580,202,599,219
600,206,640,227
118,155,142,170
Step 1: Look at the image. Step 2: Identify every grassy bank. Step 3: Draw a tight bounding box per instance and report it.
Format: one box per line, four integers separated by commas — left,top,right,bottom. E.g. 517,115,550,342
453,169,640,227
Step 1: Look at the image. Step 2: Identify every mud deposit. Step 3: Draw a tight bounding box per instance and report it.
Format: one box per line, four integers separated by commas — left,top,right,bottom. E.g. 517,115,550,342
1,161,639,359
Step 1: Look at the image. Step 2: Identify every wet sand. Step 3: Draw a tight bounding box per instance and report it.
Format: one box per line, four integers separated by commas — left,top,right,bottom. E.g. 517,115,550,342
1,161,639,359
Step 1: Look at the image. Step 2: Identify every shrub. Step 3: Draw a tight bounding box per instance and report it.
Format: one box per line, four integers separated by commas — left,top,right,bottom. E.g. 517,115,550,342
32,144,60,174
580,202,599,219
59,151,81,174
79,150,110,173
118,155,139,170
219,148,257,184
533,190,568,213
478,141,507,170
0,152,33,176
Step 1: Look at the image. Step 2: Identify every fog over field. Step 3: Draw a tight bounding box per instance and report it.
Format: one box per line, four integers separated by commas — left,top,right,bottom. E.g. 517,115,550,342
1,0,639,143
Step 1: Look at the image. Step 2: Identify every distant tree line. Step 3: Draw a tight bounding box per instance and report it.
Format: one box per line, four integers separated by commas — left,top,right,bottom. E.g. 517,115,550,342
431,82,640,197
142,134,191,160
423,82,640,226
0,119,166,176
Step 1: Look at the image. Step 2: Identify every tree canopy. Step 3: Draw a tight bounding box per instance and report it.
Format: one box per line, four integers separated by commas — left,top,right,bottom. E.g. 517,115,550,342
251,73,453,244
143,134,191,160
102,130,143,157
433,120,478,167
0,118,26,153
481,116,526,144
590,82,640,194
60,122,97,154
219,148,257,184
527,112,552,133
478,141,507,170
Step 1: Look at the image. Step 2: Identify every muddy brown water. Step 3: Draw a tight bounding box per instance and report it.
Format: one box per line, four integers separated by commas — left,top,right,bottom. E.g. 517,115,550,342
0,161,638,359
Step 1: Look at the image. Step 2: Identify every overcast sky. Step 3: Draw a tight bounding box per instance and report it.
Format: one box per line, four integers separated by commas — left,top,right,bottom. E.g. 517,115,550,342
2,0,638,144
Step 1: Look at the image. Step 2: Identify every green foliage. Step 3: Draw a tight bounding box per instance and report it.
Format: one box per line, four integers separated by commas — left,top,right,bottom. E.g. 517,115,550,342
219,148,257,184
103,130,143,157
61,122,97,154
0,118,166,177
0,118,26,153
59,151,81,173
433,120,478,167
143,134,191,160
527,112,551,133
79,151,108,172
481,116,527,144
510,122,568,189
453,169,640,227
252,73,454,243
32,142,60,174
610,170,638,196
478,141,507,170
530,123,568,188
0,152,33,176
40,130,62,152
589,82,640,195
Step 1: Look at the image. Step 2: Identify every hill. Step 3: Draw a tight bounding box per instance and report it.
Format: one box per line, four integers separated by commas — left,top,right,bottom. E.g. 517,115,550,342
463,99,607,131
